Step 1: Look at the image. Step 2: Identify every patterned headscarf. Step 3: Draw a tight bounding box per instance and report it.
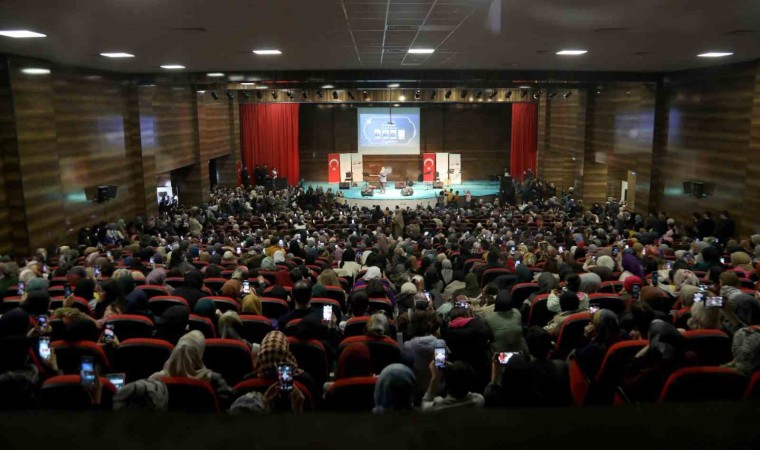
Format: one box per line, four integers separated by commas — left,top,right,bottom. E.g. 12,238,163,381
150,331,213,381
255,331,302,378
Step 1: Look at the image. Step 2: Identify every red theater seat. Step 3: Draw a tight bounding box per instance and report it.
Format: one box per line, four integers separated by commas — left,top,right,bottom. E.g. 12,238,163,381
659,367,747,403
39,375,116,410
159,376,220,413
114,338,174,382
324,376,377,412
104,314,154,340
202,338,253,386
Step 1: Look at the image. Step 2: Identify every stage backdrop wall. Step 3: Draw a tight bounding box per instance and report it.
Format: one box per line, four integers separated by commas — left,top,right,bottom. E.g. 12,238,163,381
299,103,511,182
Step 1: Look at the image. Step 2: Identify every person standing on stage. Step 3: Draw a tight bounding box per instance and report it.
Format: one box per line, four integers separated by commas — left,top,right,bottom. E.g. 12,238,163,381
379,166,388,194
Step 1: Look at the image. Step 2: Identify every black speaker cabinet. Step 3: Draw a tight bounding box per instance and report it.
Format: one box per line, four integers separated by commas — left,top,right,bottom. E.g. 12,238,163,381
395,182,406,189
432,181,444,189
361,188,374,197
339,182,350,189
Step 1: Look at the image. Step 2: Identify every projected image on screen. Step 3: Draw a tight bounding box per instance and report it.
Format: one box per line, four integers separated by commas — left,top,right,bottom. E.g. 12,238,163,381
358,107,420,155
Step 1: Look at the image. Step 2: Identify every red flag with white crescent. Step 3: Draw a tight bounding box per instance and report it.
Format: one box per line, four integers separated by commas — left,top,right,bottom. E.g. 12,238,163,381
327,153,341,183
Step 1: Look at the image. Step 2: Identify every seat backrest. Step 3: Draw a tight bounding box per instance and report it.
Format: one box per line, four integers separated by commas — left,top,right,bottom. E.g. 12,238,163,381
311,297,341,315
39,375,116,410
136,284,170,299
553,312,591,360
260,298,290,319
744,371,760,400
320,286,347,311
511,283,540,305
324,376,378,412
588,294,626,315
51,340,110,373
683,330,732,366
200,296,240,313
527,294,553,327
287,337,329,384
203,278,227,295
104,314,155,340
343,317,371,338
594,340,648,384
598,281,623,294
114,338,174,382
659,367,747,403
239,314,273,344
203,338,253,386
368,298,393,315
165,277,185,288
160,376,220,412
189,314,216,338
1,297,23,313
339,335,400,374
148,296,190,316
482,268,512,286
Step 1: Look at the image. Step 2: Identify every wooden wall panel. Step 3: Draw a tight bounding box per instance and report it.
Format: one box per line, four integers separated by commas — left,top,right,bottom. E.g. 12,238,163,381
654,64,755,232
0,57,16,254
740,64,760,237
123,85,154,217
586,84,656,213
7,57,65,254
537,91,585,193
52,72,138,237
198,92,234,161
144,86,198,174
298,103,510,182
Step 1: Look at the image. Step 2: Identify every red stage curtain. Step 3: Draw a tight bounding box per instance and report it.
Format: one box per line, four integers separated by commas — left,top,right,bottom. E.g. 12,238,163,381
240,103,300,185
510,102,538,182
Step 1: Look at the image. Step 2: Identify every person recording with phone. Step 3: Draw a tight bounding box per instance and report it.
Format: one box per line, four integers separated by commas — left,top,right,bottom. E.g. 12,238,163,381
421,358,484,412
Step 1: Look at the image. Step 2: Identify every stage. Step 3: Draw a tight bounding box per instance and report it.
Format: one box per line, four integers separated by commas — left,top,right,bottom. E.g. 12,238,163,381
305,180,500,209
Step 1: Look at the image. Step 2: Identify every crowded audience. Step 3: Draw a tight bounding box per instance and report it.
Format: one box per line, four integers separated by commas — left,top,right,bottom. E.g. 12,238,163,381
0,180,759,413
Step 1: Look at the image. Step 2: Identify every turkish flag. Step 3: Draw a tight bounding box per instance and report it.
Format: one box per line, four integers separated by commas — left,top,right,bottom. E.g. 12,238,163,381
327,153,341,183
422,153,436,182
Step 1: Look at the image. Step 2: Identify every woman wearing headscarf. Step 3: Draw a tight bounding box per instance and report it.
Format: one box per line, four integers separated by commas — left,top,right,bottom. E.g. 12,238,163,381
722,327,760,376
439,259,454,286
454,273,480,300
729,252,753,278
145,267,174,294
260,256,277,272
575,310,627,379
579,272,602,295
522,272,559,317
621,319,693,403
587,255,616,281
194,299,218,327
22,291,51,317
218,311,249,346
484,290,528,355
247,330,319,402
74,278,96,304
241,293,263,315
125,289,154,321
153,305,190,345
149,330,231,406
618,253,644,281
335,247,361,279
373,363,416,413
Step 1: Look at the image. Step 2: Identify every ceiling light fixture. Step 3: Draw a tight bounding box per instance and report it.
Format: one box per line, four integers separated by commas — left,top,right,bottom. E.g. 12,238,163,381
408,48,435,54
160,64,185,69
272,91,278,100
332,91,339,100
362,90,368,100
521,90,529,98
414,90,421,100
697,52,733,58
475,90,482,99
256,91,263,100
316,90,324,99
399,95,406,101
211,92,219,100
563,91,572,99
287,91,295,100
197,90,206,94
0,30,46,38
488,90,497,99
226,91,235,100
505,91,512,99
460,90,467,99
548,91,557,98
100,52,134,58
253,49,282,55
430,91,436,100
21,68,50,75
241,91,250,100
347,91,355,100
388,83,400,88
444,90,452,99
322,84,334,89
207,72,225,77
302,91,308,99
254,85,268,89
556,50,587,55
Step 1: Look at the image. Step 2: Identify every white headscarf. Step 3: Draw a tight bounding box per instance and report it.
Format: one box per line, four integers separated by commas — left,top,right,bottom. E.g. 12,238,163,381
150,331,212,381
273,250,285,264
364,266,382,281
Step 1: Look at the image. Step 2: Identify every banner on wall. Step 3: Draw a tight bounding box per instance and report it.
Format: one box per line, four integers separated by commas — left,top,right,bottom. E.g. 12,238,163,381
339,154,352,182
327,153,341,183
351,154,364,182
422,153,436,182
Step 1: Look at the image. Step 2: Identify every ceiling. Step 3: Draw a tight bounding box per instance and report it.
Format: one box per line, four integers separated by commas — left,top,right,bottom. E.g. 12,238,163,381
0,0,758,74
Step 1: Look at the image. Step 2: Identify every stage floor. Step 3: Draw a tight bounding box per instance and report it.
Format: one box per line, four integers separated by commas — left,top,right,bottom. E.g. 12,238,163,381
306,180,500,209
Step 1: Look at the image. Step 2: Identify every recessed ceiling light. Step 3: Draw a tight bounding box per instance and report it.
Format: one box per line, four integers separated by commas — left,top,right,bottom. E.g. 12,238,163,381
408,48,434,54
519,86,532,89
556,50,587,55
322,84,334,89
388,83,400,88
398,95,406,101
0,30,46,38
698,52,733,58
254,86,268,90
160,64,185,69
241,82,256,86
207,72,225,77
253,49,282,55
197,90,206,94
21,68,50,75
100,52,134,58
